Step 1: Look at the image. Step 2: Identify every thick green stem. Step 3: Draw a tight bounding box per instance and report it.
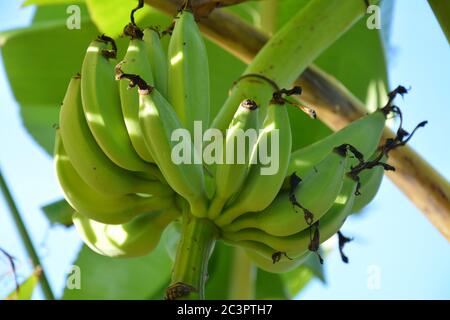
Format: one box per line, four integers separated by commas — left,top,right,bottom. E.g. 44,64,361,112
228,247,256,299
0,170,55,300
166,211,218,300
211,0,368,132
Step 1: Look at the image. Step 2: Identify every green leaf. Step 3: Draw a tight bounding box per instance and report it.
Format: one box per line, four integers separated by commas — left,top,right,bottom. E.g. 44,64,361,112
204,242,234,299
22,0,82,6
206,40,246,120
63,242,172,299
281,253,325,297
32,2,88,23
428,0,450,43
85,0,170,38
225,1,260,26
5,268,41,300
42,198,74,227
302,253,325,283
276,0,309,29
281,266,313,297
255,269,289,299
314,18,389,106
1,6,99,154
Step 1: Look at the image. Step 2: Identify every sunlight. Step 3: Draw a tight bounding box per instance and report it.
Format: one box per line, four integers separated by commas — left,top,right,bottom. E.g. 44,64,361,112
84,111,105,126
87,45,100,53
334,193,349,205
106,226,129,246
170,51,183,66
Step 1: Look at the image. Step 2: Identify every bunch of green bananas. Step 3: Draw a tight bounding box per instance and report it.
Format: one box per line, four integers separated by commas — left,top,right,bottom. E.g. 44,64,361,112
54,3,411,272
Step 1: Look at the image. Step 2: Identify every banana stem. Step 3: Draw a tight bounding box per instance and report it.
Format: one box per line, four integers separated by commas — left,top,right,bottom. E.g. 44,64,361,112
212,0,368,132
228,247,256,299
0,170,55,300
167,209,218,300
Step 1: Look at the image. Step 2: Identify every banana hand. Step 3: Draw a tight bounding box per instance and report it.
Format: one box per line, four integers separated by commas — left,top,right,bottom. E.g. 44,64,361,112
223,146,349,236
215,101,292,226
55,131,174,224
81,37,159,178
208,100,259,219
222,175,358,258
60,75,170,197
73,206,180,258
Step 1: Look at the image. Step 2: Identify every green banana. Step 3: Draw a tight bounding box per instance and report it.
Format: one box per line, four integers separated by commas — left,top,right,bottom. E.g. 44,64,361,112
136,80,208,217
245,246,310,274
73,206,180,258
168,7,210,134
81,37,156,175
211,78,274,134
223,239,309,273
351,155,386,213
60,75,170,197
143,28,168,98
208,100,259,219
287,110,386,178
214,101,292,226
223,146,349,236
55,131,174,224
118,38,155,163
223,175,358,257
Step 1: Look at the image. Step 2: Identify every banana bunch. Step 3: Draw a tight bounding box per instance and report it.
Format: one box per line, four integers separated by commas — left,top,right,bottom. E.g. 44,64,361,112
54,0,420,276
219,107,392,272
54,7,210,258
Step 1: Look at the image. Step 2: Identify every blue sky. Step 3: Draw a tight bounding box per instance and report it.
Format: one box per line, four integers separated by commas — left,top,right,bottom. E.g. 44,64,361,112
0,0,449,299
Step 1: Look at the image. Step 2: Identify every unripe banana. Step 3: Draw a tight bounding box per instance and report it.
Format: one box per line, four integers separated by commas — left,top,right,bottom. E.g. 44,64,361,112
351,155,386,213
135,81,207,217
208,100,259,219
287,110,386,178
223,146,349,236
211,80,274,134
143,28,168,98
73,206,180,258
118,38,155,163
223,239,309,273
223,176,358,257
54,131,174,224
168,8,210,134
60,75,170,197
214,101,292,226
81,37,157,176
245,247,310,274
